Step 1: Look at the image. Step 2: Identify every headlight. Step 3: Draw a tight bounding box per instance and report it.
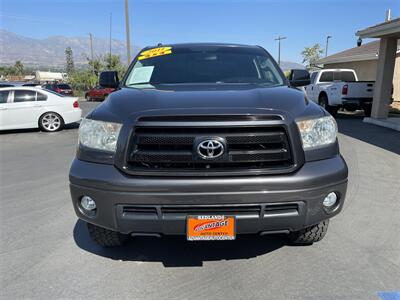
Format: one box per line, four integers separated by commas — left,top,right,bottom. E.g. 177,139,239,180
79,118,122,152
296,116,337,150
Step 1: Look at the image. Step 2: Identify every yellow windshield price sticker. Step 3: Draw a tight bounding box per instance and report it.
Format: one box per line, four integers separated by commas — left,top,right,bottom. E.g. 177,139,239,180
138,47,172,60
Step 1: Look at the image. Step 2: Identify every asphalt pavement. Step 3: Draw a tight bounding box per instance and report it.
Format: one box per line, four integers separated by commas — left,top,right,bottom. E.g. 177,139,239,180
1,102,399,300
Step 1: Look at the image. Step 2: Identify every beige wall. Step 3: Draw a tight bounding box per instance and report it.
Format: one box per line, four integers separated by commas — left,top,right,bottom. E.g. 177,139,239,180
324,54,400,102
393,55,400,102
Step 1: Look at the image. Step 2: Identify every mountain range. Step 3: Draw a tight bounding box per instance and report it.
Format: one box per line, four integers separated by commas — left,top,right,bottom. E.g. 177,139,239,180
0,30,140,68
0,30,304,70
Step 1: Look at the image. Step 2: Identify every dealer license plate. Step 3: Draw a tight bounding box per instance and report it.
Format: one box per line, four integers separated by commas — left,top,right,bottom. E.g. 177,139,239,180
186,215,236,241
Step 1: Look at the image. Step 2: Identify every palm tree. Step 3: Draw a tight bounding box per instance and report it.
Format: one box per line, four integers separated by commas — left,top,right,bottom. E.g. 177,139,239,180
14,61,24,75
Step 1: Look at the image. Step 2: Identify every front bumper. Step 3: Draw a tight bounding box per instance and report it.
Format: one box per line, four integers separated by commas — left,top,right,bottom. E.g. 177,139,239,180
69,155,348,235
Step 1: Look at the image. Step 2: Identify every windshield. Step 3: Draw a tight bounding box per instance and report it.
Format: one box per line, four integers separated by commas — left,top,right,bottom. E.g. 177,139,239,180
125,46,285,87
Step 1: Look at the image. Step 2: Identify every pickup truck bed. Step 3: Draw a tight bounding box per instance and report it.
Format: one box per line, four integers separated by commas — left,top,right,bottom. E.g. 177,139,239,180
305,69,375,116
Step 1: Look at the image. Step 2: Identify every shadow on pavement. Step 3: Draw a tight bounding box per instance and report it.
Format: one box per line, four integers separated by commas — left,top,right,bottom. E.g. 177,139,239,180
0,122,79,135
336,112,400,155
73,220,286,267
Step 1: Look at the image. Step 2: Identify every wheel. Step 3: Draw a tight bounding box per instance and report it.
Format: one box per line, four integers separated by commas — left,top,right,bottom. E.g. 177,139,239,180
103,94,109,101
87,223,129,247
39,112,64,132
288,220,329,244
85,94,91,101
319,94,338,117
363,105,372,117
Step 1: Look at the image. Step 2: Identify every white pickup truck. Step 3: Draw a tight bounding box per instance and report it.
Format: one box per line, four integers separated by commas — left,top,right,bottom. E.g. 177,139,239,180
304,69,374,117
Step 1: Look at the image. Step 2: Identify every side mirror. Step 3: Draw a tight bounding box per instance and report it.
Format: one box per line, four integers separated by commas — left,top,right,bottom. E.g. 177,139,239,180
288,69,311,87
99,71,119,88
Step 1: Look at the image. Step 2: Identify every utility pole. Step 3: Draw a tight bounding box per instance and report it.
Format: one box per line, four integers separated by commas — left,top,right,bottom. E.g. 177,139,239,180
274,36,286,66
124,0,132,64
88,33,94,75
325,35,332,57
109,13,112,69
88,33,94,61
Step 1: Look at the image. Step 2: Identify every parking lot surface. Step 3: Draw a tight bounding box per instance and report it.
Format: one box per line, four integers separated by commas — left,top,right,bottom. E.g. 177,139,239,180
1,102,399,300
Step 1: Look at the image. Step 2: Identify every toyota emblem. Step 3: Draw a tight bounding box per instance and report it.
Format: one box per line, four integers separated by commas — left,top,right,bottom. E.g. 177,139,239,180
197,139,225,159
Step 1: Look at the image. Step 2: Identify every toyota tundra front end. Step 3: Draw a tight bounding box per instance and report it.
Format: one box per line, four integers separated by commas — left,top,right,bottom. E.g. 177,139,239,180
69,43,348,246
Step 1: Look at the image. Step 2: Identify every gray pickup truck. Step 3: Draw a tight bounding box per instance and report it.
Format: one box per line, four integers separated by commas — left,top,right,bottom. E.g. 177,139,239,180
69,43,348,246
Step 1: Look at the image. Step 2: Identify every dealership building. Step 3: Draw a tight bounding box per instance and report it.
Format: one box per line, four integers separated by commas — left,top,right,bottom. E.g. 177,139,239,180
317,40,400,103
318,17,400,130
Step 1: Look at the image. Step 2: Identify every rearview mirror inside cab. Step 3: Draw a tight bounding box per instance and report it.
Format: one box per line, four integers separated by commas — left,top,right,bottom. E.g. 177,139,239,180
288,69,311,87
99,71,119,88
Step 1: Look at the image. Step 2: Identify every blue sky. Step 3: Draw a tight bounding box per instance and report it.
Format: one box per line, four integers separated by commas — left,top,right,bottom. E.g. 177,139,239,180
1,0,399,63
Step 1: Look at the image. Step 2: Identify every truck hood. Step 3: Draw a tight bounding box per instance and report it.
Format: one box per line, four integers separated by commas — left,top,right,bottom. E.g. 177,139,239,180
90,84,322,122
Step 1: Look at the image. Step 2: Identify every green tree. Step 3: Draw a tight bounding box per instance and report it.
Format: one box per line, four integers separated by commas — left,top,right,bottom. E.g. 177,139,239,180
66,53,129,96
65,47,75,74
104,54,126,77
14,61,24,75
301,44,324,70
283,70,291,79
88,58,104,76
68,70,97,93
0,66,15,76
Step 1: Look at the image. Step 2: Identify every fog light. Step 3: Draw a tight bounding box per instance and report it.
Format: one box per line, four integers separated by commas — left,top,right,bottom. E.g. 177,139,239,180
323,192,338,208
80,196,96,211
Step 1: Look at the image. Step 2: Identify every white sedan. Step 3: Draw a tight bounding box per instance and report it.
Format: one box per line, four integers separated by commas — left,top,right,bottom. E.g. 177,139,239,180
0,87,82,132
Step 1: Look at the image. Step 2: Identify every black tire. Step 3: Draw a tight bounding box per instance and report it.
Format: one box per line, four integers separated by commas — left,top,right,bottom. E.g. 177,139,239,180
39,112,64,132
85,94,91,101
363,105,372,117
103,94,109,101
288,220,329,244
319,94,338,117
87,223,129,247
